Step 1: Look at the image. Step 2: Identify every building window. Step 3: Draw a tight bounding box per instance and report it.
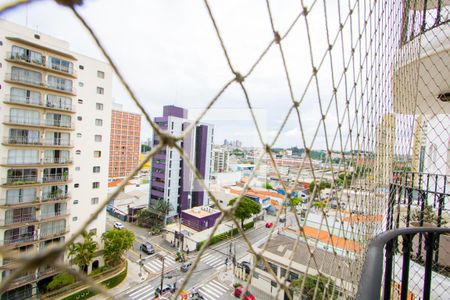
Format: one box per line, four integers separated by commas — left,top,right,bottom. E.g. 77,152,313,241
78,82,84,87
76,133,82,138
74,183,79,188
75,167,80,171
72,216,78,221
95,119,103,126
271,281,277,288
78,99,83,104
92,182,100,189
97,71,104,79
75,150,81,155
79,65,84,70
94,135,102,142
91,197,99,204
93,166,100,173
94,151,101,158
96,103,103,110
89,228,97,234
96,87,104,94
77,116,82,121
73,200,79,204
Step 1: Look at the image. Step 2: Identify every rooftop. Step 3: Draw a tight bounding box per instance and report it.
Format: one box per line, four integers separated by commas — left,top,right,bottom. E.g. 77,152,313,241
182,206,221,218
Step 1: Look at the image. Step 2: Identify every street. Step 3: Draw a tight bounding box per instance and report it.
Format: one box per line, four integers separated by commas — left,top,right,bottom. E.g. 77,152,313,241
106,215,273,300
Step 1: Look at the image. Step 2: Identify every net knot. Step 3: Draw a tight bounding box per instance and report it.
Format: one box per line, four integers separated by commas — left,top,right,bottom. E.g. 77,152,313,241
274,31,281,44
234,72,244,83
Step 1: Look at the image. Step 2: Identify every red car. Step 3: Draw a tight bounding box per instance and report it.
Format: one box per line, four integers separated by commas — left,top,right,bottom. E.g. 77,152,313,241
234,287,255,300
265,222,273,228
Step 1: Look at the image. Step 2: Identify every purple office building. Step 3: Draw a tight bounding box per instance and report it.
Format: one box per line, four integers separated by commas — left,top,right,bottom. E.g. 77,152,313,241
149,105,214,220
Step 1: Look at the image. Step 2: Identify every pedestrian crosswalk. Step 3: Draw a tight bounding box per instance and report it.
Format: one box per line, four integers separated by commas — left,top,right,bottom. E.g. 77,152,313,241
197,280,230,300
126,284,155,300
143,255,176,273
200,253,226,270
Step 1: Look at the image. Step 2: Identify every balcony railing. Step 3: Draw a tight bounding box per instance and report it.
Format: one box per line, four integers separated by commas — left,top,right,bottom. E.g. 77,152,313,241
0,215,37,226
6,52,76,76
43,139,73,147
2,136,42,146
4,94,75,112
4,73,76,94
6,52,45,67
0,234,36,247
41,192,70,201
3,116,75,130
4,73,44,87
42,175,70,183
4,175,39,185
357,227,450,300
42,157,72,165
4,94,42,106
0,198,39,207
401,1,450,45
2,158,40,166
40,210,69,221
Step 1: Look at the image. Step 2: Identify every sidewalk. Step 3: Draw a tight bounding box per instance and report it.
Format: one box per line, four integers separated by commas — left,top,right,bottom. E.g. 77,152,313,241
90,259,148,300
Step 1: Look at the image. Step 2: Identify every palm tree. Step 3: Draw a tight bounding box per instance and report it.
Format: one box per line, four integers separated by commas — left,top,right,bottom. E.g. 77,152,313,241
151,200,173,220
68,231,98,273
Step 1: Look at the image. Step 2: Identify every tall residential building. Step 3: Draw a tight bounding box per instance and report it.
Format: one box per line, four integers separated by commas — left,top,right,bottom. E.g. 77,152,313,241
0,20,112,299
108,103,141,179
212,147,229,173
149,105,213,220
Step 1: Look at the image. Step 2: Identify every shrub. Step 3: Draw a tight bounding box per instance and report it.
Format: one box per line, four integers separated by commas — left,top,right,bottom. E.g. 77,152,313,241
196,222,255,250
46,273,75,292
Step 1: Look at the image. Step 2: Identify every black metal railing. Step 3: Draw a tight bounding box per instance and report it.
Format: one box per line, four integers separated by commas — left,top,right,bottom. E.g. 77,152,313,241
401,0,450,45
357,227,450,300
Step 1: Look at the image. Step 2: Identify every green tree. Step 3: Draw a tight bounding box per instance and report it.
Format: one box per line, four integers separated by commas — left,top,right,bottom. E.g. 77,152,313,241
264,183,274,190
228,197,261,228
309,181,331,194
290,274,339,299
289,196,303,207
68,231,98,273
150,200,173,220
410,205,447,226
136,208,160,228
102,229,135,266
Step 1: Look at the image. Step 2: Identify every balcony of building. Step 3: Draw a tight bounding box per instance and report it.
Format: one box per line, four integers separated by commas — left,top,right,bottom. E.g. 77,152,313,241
3,115,75,131
2,136,42,147
3,94,75,114
5,51,77,78
356,171,450,300
4,73,76,96
0,214,37,228
2,174,39,187
392,1,450,115
41,174,71,184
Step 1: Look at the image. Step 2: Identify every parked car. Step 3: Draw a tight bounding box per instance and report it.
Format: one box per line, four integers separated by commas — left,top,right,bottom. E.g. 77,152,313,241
265,222,273,228
140,242,155,255
233,287,255,300
240,261,251,273
279,217,286,223
180,261,192,272
113,222,124,230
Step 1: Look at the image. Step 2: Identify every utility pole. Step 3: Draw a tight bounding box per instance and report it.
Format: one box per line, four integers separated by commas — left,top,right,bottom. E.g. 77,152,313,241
159,255,165,294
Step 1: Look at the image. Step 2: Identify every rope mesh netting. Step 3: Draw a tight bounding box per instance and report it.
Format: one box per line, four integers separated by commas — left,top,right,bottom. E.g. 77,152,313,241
0,0,449,299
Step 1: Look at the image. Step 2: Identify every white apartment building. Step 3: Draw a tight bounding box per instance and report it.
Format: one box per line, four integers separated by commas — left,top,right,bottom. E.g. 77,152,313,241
0,20,112,299
212,147,229,173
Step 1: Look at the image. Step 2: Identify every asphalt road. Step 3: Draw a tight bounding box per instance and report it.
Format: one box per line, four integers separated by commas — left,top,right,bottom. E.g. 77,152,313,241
106,215,273,300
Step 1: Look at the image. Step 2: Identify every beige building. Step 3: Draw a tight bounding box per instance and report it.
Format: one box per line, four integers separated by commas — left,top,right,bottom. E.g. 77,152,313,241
0,20,112,299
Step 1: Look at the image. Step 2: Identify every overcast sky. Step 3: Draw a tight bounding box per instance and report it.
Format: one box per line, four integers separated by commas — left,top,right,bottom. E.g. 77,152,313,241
1,0,369,149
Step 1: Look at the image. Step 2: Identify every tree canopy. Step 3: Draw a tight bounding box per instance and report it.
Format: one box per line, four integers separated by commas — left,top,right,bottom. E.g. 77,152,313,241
309,181,331,194
290,274,339,299
228,197,261,228
102,229,135,266
68,231,97,273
